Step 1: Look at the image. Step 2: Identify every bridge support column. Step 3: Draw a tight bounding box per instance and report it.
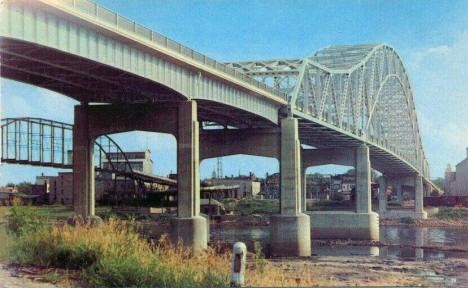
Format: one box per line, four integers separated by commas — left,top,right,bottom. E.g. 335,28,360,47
301,159,307,212
353,144,379,240
270,117,311,257
356,144,371,213
72,105,95,218
414,174,427,219
170,100,207,254
378,175,387,214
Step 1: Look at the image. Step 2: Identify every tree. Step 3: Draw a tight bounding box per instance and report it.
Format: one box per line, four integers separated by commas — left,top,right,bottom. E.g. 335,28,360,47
17,182,33,195
432,177,444,190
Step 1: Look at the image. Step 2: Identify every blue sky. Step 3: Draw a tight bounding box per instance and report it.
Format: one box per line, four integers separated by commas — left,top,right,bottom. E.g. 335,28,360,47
2,0,468,184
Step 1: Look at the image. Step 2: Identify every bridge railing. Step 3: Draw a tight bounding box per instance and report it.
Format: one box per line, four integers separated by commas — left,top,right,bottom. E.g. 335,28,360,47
59,0,288,102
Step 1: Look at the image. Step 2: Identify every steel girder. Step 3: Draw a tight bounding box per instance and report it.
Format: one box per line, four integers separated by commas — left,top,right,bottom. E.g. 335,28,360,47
227,44,429,179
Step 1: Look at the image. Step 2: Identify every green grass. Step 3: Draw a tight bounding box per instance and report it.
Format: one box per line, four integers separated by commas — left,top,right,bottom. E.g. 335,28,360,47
307,199,354,211
0,225,10,261
222,199,279,215
6,205,231,287
435,206,468,221
0,205,113,220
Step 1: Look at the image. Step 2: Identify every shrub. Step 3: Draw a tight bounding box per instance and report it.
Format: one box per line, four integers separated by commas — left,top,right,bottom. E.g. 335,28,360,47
254,241,265,273
435,207,468,220
9,220,231,287
6,204,48,237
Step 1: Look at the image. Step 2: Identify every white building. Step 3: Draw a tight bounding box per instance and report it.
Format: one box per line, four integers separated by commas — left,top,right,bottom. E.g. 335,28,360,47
445,148,468,196
211,177,261,199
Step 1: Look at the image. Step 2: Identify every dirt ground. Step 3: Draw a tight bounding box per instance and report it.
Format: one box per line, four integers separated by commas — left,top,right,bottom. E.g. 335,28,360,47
2,254,468,287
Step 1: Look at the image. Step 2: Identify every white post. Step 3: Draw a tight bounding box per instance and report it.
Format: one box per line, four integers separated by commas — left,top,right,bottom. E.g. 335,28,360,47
230,242,247,287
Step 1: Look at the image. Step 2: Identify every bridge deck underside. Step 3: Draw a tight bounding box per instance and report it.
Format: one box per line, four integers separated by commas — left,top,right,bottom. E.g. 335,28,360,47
298,119,415,176
1,38,274,129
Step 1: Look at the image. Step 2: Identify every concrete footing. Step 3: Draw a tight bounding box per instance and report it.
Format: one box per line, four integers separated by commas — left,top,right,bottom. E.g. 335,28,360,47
270,213,311,257
307,211,379,240
380,210,427,220
170,216,208,254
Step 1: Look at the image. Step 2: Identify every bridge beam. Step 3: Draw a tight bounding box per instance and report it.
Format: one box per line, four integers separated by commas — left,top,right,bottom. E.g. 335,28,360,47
199,128,280,161
270,117,311,257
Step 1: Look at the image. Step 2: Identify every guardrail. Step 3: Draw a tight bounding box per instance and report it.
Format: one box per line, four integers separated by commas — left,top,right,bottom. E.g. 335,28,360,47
60,0,288,102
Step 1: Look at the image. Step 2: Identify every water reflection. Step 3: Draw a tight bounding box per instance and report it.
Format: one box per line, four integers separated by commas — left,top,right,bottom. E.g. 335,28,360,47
209,225,468,260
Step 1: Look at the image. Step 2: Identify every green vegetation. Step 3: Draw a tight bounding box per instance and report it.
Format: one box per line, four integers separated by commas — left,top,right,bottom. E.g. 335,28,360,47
307,199,354,211
254,241,265,274
0,225,9,261
400,217,416,224
6,205,230,287
435,207,468,221
222,199,279,215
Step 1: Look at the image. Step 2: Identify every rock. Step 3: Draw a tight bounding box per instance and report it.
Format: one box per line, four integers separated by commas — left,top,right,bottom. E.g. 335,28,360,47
86,215,103,227
66,215,84,226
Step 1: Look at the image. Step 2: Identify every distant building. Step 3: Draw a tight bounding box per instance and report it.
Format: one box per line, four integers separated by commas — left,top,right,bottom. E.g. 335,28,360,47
262,172,280,199
103,149,153,174
445,148,468,196
35,173,52,194
49,172,73,206
330,174,356,198
211,172,261,198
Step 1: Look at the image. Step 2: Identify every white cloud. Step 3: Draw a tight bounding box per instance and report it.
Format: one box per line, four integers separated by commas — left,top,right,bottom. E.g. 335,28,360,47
405,30,468,177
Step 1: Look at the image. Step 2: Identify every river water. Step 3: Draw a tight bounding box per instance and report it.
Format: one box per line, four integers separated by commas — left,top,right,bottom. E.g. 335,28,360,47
210,225,468,260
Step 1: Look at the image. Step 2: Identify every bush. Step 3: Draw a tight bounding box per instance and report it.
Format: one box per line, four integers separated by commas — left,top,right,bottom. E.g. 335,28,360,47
9,219,231,287
435,207,468,220
400,217,415,224
254,241,265,273
6,204,48,237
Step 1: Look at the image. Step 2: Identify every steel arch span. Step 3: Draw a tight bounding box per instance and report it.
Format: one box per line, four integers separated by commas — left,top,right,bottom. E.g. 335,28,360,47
227,44,430,180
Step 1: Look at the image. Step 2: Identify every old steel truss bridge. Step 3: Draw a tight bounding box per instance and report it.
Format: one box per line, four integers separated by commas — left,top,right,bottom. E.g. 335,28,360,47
1,117,175,203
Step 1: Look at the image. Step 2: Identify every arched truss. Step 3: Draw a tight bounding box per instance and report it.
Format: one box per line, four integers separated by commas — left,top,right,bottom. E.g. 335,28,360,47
227,44,429,176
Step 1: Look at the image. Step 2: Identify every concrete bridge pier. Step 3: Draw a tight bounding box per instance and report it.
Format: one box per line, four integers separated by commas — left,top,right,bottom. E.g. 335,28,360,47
270,117,311,257
73,104,95,218
170,101,207,254
306,144,379,241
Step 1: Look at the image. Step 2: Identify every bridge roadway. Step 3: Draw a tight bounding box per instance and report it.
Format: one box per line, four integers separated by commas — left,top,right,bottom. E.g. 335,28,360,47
0,0,437,256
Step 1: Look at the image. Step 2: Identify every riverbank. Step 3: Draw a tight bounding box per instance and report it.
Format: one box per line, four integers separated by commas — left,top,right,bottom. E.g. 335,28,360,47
2,253,467,287
381,218,468,227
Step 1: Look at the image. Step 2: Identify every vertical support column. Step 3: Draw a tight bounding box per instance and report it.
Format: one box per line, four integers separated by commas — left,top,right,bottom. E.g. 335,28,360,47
414,174,427,219
280,117,301,215
72,105,95,218
270,117,311,256
378,175,387,214
301,153,307,212
171,100,207,254
356,144,371,213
